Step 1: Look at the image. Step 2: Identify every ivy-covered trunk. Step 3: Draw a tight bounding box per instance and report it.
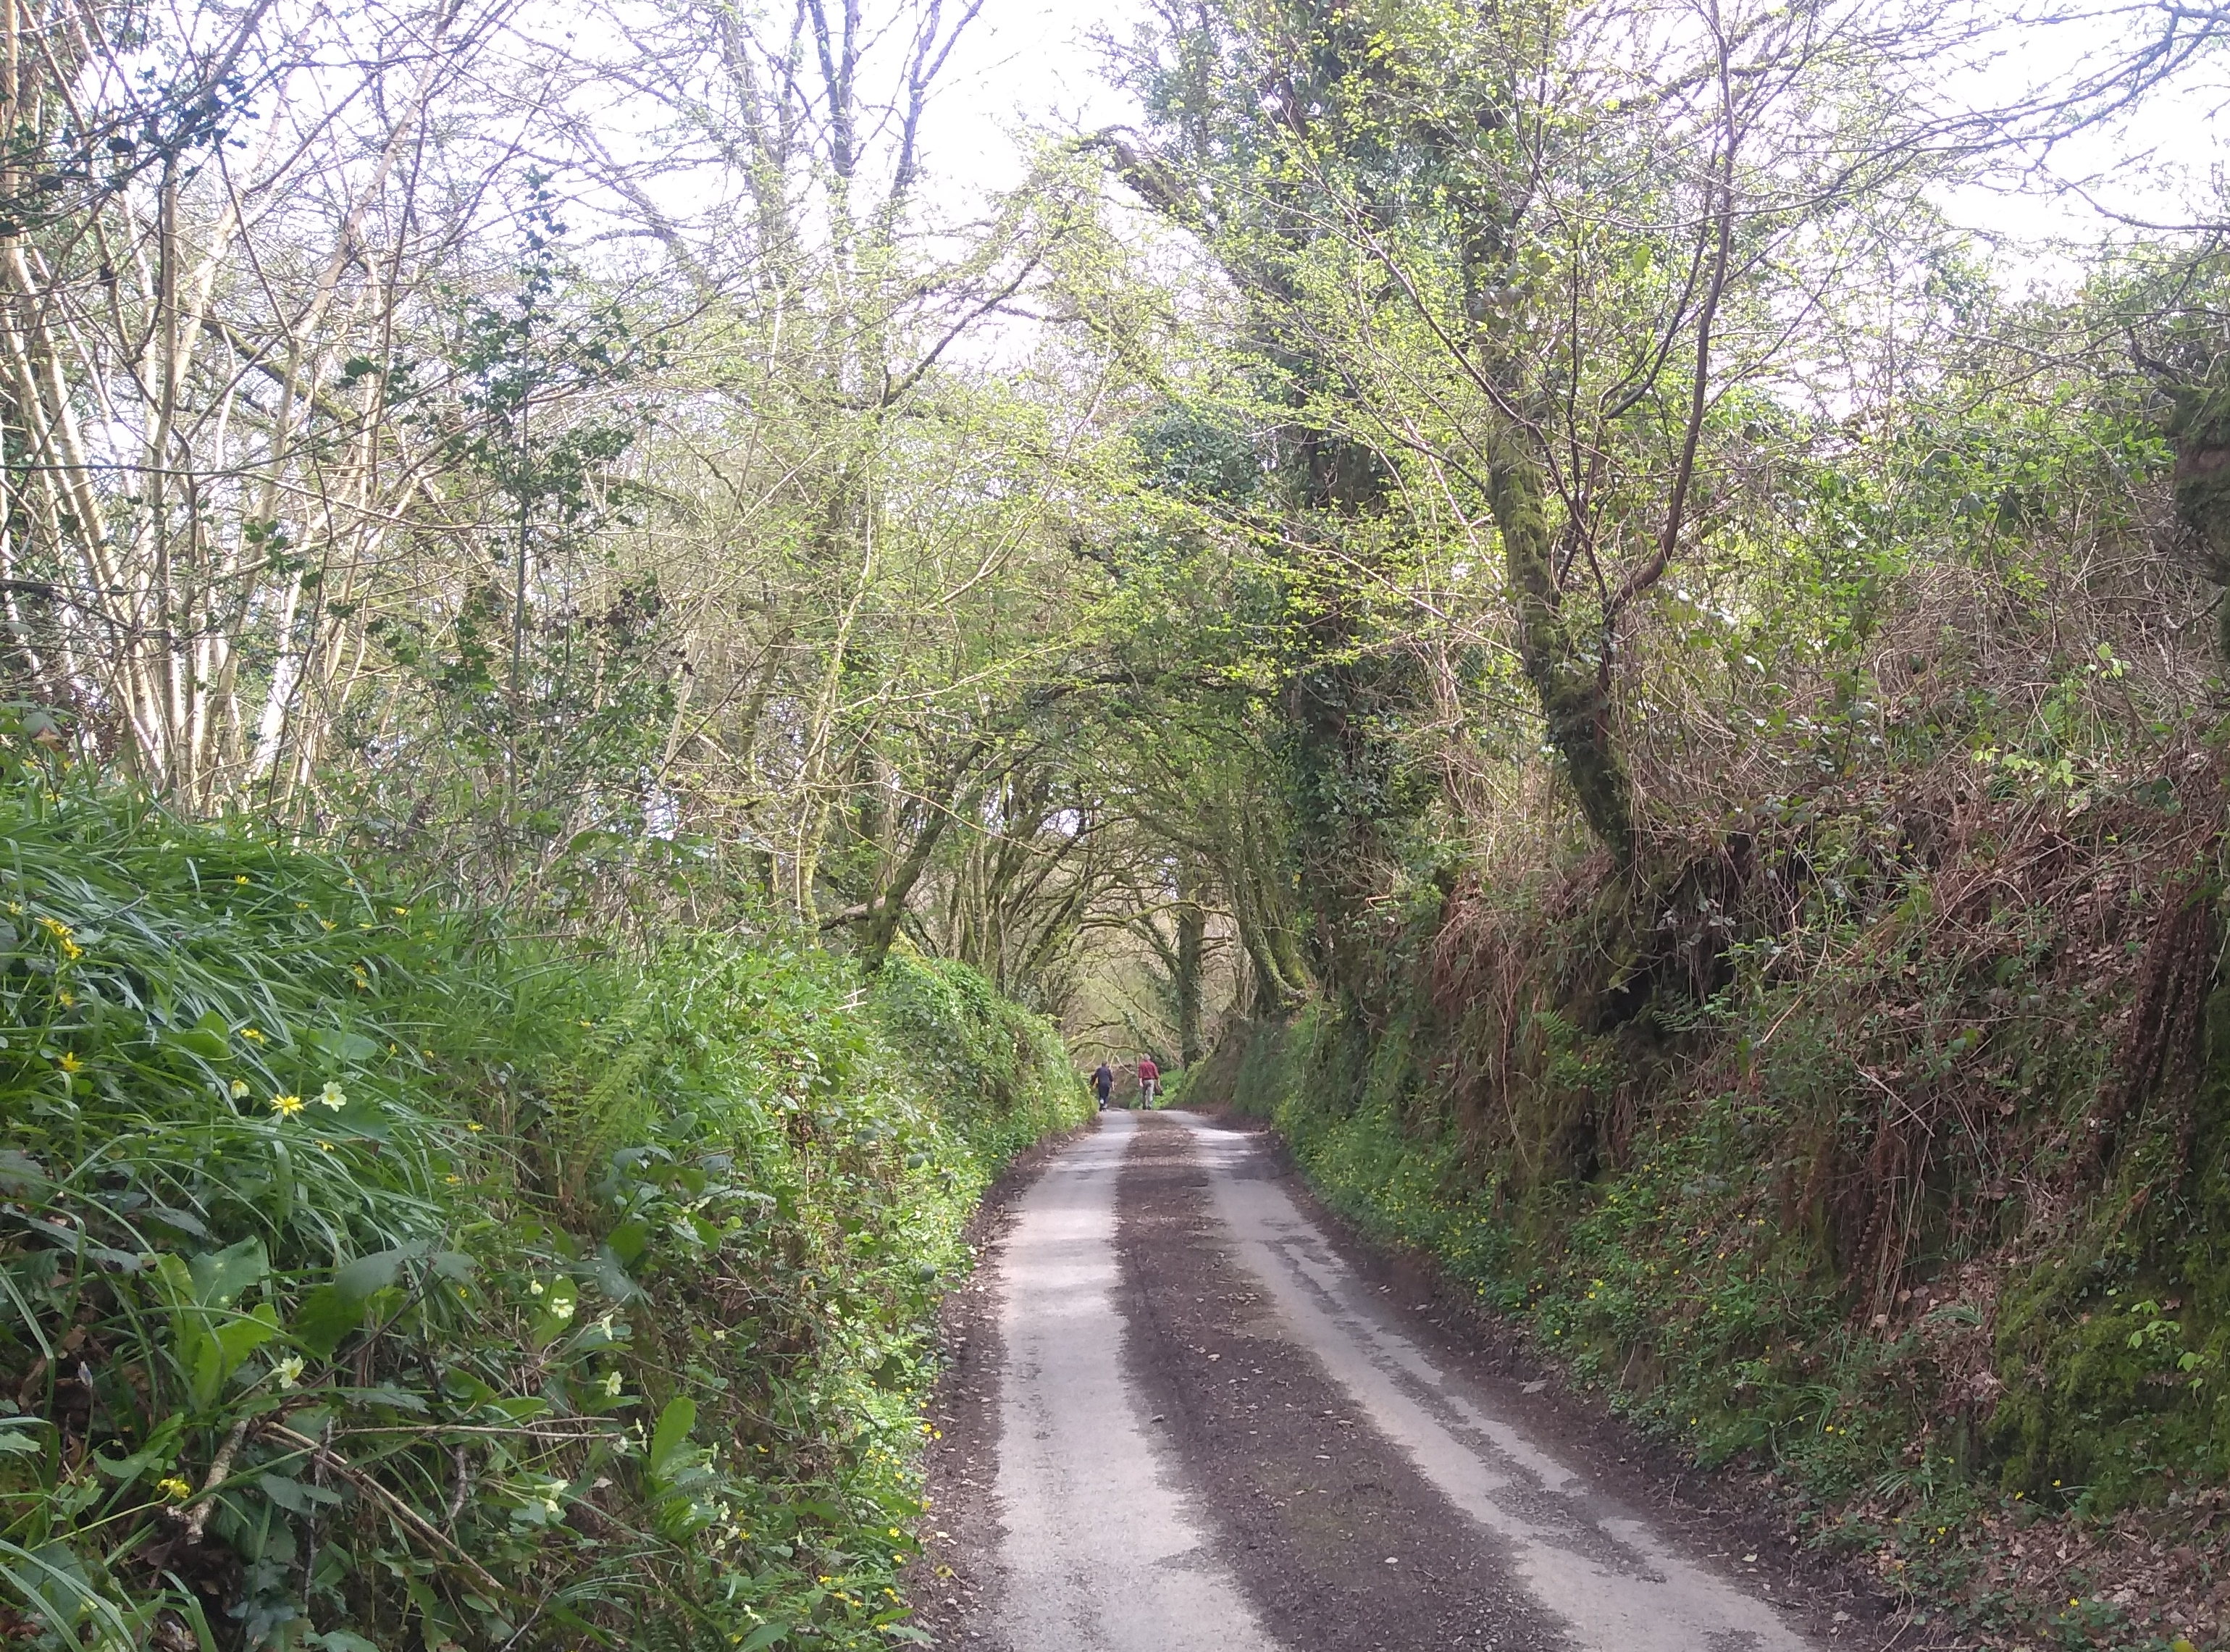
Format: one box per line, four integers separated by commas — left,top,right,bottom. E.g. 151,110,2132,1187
1486,453,1635,861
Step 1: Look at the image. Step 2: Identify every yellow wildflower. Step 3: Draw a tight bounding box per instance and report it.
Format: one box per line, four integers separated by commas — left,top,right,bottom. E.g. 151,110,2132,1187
270,1093,304,1119
234,875,249,885
56,1052,80,1074
156,1476,193,1501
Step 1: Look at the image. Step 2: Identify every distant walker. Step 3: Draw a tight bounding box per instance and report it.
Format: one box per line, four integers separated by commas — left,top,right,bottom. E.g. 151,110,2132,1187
1136,1054,1160,1110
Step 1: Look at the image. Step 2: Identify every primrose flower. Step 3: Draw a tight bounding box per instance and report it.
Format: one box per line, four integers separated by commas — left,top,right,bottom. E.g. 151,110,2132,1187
272,1355,304,1389
35,917,81,960
229,1079,249,1099
603,1369,624,1396
318,1081,348,1110
156,1476,193,1501
269,1092,304,1119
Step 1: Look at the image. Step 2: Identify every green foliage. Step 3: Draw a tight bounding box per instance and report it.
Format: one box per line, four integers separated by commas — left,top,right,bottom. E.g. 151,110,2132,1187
0,757,1083,1649
1224,757,2230,1641
868,950,1083,1177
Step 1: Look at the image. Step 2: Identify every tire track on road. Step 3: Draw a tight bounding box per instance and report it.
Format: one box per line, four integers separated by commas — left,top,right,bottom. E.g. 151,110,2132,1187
1115,1112,1569,1652
921,1109,1845,1651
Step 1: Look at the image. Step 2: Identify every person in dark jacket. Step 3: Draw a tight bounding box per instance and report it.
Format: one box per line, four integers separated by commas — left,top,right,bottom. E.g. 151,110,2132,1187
1092,1061,1114,1110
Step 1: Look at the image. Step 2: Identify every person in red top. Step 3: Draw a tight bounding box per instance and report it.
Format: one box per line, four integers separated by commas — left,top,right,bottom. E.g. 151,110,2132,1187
1136,1054,1160,1109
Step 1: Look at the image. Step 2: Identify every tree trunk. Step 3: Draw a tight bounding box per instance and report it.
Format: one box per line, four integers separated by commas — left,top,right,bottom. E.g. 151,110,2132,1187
1174,863,1207,1065
1486,453,1635,860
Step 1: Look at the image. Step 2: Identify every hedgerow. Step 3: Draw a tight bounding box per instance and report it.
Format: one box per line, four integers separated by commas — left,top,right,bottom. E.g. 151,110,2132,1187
1215,739,2230,1651
0,739,1083,1651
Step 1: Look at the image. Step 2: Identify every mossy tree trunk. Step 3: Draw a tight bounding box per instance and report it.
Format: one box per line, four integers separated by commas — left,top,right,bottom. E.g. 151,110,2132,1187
1485,452,1635,861
1174,859,1208,1066
2166,379,2230,662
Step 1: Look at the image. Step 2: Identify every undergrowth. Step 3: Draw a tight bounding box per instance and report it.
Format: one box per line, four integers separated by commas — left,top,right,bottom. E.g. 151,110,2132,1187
1217,750,2230,1652
0,734,1085,1651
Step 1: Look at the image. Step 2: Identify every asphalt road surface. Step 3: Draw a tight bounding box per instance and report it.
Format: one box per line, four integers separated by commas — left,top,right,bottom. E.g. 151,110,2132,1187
915,1110,1861,1652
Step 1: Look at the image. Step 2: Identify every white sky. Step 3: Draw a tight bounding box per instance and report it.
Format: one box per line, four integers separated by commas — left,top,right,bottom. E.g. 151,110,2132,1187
922,0,2229,293
918,0,1145,209
1935,4,2230,283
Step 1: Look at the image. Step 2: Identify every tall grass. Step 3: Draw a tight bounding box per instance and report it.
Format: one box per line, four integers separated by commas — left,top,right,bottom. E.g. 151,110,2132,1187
0,729,1085,1651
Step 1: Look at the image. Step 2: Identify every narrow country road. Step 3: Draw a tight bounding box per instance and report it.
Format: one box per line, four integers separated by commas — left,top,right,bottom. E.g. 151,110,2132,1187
916,1111,1866,1652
